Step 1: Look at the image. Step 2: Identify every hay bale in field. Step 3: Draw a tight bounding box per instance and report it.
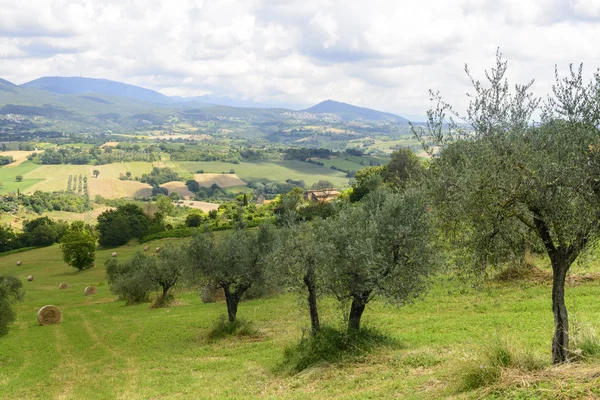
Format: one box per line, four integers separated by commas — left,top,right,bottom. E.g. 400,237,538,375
111,252,117,257
59,282,69,289
91,262,96,268
84,286,97,296
155,247,161,253
144,246,149,251
16,260,21,266
37,305,62,325
27,275,34,281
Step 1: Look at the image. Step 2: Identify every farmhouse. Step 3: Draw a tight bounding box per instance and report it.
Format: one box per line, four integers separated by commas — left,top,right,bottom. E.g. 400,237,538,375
303,188,339,202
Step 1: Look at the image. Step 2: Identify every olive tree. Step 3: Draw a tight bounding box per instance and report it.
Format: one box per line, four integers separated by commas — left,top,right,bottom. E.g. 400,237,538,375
323,189,438,331
187,224,276,323
147,245,185,305
106,252,157,304
269,222,331,335
0,276,24,337
416,51,600,363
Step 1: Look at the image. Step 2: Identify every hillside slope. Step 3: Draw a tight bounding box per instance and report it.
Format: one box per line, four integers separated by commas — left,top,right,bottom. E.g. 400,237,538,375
304,100,408,123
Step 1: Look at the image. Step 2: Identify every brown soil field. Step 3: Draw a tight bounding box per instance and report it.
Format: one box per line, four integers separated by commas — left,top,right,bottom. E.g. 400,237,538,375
193,173,246,188
160,181,195,197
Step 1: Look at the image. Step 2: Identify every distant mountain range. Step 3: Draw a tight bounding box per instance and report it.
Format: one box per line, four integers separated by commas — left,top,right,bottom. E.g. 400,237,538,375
0,76,410,132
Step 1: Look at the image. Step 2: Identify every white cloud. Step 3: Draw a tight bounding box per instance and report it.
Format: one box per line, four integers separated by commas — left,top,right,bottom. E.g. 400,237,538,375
1,0,600,118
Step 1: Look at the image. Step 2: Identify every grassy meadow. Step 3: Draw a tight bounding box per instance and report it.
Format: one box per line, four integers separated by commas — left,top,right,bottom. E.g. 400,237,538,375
2,243,600,398
178,160,350,188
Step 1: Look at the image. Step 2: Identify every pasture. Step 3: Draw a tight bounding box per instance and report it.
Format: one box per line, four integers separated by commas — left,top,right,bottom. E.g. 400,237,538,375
0,162,44,194
2,243,600,398
179,160,350,188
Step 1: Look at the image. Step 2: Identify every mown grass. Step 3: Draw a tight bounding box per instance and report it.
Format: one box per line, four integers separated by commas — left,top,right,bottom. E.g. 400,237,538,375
0,161,43,194
2,245,600,398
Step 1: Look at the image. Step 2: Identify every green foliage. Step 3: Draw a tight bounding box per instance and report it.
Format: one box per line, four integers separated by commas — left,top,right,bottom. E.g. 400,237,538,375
187,223,276,322
185,213,204,227
155,194,174,216
278,326,395,374
311,180,335,190
141,167,182,186
105,252,157,304
323,189,439,330
15,175,22,182
418,51,600,363
97,203,155,247
147,245,186,306
0,275,23,337
0,155,14,166
60,224,96,271
0,190,91,214
349,166,383,202
185,179,200,193
0,225,20,253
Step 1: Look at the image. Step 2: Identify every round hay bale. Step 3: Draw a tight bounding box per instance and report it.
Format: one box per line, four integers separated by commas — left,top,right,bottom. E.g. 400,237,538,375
37,305,62,325
111,252,117,257
27,275,34,281
84,286,97,296
144,246,149,251
16,260,21,266
59,282,69,289
200,286,215,303
91,262,96,268
155,247,161,253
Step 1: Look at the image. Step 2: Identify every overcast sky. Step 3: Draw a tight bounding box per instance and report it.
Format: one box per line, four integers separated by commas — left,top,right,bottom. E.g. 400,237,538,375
2,0,600,119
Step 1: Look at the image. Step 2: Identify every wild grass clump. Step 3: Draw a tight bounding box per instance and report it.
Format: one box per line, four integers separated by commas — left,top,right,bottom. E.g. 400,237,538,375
458,339,546,392
278,326,397,374
150,293,175,309
206,315,258,341
571,321,600,361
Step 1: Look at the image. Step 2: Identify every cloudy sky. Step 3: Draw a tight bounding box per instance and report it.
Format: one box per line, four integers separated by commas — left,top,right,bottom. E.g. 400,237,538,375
1,0,600,119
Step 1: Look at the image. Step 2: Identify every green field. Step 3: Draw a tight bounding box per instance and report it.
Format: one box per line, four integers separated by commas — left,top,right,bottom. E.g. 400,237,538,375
313,155,389,171
2,243,600,398
0,162,44,195
177,160,350,188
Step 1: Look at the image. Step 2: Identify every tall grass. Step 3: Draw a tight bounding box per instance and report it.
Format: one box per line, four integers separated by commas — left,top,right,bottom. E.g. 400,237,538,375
458,339,546,392
278,326,398,374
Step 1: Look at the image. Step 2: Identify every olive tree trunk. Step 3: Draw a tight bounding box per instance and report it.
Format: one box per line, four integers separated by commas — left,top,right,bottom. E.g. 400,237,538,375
222,283,249,323
550,256,570,364
348,290,371,332
303,268,320,334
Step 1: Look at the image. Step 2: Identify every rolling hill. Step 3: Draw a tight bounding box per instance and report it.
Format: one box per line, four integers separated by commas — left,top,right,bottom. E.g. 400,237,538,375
303,100,408,123
21,76,175,104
